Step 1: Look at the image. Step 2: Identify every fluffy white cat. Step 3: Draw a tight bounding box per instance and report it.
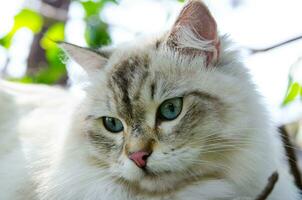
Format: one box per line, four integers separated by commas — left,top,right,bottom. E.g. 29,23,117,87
0,0,300,199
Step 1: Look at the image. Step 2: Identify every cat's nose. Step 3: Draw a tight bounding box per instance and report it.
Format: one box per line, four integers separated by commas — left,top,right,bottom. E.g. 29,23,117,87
128,151,151,168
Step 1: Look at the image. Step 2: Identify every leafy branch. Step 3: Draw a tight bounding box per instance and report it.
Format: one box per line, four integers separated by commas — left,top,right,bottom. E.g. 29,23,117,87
282,57,302,106
246,35,302,107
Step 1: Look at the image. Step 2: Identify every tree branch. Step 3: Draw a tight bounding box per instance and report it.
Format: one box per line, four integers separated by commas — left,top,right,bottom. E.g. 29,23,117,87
40,1,68,22
26,1,69,22
248,35,302,54
279,126,302,190
254,172,279,200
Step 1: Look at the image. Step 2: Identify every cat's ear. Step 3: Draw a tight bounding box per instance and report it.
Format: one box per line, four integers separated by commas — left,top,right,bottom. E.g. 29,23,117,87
167,0,220,65
59,42,108,74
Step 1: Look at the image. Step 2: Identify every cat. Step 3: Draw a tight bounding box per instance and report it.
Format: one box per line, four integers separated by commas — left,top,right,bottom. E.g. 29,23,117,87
0,0,300,199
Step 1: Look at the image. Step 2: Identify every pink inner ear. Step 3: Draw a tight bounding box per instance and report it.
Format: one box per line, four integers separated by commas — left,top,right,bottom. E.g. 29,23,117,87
169,0,220,65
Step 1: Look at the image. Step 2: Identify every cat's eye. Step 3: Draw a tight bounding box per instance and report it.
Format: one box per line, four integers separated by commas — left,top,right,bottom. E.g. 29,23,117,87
102,117,124,133
158,97,183,121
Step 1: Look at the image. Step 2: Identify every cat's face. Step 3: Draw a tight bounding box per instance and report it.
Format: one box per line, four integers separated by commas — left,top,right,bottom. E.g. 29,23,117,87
61,0,258,195
83,50,229,193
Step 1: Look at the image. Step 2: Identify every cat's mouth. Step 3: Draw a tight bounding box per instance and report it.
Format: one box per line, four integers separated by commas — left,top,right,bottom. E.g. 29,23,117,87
116,167,223,197
142,167,174,178
113,155,225,195
116,170,189,196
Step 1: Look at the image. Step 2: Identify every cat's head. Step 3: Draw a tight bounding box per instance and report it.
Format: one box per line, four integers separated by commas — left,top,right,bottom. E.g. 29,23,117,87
61,0,262,195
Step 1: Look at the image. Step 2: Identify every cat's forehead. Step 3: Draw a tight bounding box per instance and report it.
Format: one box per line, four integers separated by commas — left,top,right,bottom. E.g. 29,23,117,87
104,52,151,120
108,52,150,90
106,47,189,96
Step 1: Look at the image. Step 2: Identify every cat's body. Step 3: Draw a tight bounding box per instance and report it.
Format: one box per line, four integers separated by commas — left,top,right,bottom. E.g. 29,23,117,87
0,1,300,199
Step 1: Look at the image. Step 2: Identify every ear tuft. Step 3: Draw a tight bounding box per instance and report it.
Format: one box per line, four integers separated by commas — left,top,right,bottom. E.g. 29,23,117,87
167,0,220,65
59,42,107,74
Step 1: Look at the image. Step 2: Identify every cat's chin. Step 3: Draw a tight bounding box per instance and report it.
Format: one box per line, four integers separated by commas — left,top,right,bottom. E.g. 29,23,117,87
117,170,184,195
116,167,209,196
112,155,221,195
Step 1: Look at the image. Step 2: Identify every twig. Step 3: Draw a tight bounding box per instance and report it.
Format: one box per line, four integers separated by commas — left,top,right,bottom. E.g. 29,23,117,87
248,35,302,54
254,172,279,200
26,1,69,22
40,2,68,22
279,126,302,190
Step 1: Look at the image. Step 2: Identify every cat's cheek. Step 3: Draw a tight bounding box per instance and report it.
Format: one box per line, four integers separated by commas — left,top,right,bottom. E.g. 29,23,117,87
159,116,184,136
118,158,144,181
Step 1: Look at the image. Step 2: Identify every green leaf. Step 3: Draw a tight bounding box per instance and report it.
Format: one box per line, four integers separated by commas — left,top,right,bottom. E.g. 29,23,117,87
41,23,65,49
282,82,301,106
0,9,43,48
14,9,43,33
85,17,111,47
300,84,302,100
81,1,105,18
34,65,66,84
8,76,34,84
81,0,118,17
80,0,114,48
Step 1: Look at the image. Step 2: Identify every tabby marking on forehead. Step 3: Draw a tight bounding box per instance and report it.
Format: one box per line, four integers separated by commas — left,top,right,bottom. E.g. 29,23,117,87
150,82,156,100
108,55,150,121
133,70,149,101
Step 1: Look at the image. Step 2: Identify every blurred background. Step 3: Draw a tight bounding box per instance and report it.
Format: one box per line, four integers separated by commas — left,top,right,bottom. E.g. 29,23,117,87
0,0,301,146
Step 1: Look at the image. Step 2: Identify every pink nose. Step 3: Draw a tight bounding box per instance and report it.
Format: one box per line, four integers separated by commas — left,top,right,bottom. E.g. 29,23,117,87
129,151,150,168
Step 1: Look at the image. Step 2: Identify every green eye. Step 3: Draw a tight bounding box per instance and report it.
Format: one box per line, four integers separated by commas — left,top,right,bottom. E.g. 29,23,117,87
158,97,183,121
102,117,124,133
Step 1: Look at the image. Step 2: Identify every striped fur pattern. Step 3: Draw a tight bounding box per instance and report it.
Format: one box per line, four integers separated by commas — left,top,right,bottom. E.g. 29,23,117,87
0,1,300,199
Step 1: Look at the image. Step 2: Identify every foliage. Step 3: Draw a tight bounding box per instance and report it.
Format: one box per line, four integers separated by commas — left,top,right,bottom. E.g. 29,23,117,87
35,23,66,84
282,79,302,107
281,58,302,106
81,0,115,48
0,0,116,84
282,79,301,106
8,22,67,84
0,9,43,48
